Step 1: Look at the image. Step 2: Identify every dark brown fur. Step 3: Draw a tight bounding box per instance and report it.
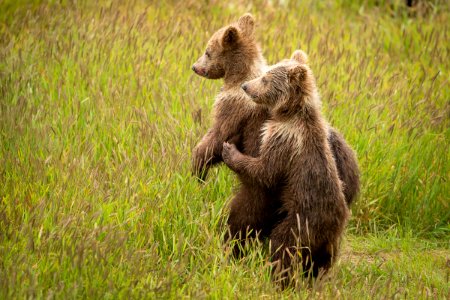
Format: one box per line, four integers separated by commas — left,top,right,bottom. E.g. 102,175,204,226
223,59,349,286
191,16,359,252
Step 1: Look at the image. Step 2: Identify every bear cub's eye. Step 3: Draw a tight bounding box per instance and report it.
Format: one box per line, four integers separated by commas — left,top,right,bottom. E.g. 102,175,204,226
205,50,211,58
261,77,268,84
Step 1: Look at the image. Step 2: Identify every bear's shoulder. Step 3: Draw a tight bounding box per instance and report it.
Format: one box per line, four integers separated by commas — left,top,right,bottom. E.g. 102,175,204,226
214,87,256,110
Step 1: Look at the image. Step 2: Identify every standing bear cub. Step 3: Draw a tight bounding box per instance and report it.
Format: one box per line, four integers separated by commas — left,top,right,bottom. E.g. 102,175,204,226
192,14,283,245
222,52,349,285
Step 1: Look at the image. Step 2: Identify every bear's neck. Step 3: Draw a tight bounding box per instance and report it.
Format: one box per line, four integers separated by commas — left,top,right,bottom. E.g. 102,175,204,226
275,104,328,144
273,93,324,129
223,52,266,89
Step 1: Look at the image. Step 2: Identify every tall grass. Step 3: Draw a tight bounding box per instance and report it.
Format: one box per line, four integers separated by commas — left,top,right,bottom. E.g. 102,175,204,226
0,0,448,298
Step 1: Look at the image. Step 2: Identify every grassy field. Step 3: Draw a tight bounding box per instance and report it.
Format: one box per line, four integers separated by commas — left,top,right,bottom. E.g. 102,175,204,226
1,0,449,298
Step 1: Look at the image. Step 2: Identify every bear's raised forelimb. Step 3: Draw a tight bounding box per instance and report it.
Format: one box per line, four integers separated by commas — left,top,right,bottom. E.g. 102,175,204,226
222,142,280,187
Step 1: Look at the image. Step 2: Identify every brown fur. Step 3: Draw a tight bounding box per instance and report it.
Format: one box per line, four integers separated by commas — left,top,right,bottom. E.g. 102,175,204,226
223,59,349,286
266,50,360,206
191,15,359,253
192,14,280,247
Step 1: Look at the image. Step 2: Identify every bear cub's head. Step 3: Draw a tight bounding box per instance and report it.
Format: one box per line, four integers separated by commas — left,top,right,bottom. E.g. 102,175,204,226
241,50,317,114
192,14,256,79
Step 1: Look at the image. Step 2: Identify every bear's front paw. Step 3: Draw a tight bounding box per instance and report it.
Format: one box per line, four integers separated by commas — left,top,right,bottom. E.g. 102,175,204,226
222,142,238,166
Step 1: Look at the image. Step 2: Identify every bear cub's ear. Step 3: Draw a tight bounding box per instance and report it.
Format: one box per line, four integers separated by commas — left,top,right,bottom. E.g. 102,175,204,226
291,50,309,64
288,64,308,86
222,26,240,48
237,13,255,36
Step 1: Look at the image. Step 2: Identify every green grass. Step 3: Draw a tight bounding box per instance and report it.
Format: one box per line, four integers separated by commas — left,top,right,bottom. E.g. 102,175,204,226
0,0,449,298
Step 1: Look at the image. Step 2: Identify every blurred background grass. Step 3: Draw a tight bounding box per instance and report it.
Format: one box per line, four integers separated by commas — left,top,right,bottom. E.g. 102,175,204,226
0,0,448,298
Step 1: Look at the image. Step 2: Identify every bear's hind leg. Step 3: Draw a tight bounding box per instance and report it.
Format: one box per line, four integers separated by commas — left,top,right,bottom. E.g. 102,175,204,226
269,214,322,288
225,186,279,258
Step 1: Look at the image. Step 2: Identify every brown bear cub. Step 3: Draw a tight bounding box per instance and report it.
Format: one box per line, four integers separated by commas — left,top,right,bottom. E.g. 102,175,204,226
192,14,267,178
192,14,281,247
191,14,358,253
222,51,349,285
